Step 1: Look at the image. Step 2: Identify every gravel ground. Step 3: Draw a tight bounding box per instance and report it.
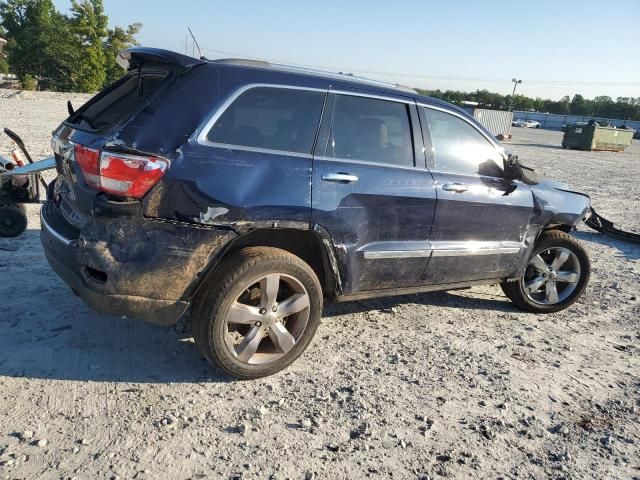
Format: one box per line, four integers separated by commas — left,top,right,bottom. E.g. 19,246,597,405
0,91,639,480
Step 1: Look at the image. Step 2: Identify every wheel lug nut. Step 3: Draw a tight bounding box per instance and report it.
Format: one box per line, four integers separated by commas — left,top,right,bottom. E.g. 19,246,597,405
272,306,278,312
255,321,262,327
259,308,266,315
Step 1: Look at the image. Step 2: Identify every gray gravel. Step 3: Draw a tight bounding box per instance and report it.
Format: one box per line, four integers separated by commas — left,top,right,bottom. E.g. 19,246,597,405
0,91,639,479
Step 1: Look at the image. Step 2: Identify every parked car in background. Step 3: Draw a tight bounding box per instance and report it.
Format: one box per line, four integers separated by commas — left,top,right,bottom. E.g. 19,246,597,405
40,48,592,378
513,119,541,128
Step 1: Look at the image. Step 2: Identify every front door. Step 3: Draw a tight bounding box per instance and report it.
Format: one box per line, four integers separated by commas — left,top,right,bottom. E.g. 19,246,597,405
419,106,534,285
311,90,437,293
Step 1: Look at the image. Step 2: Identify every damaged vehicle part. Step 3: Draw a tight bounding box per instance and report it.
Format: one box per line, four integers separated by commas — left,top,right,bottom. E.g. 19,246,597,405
585,207,640,245
41,48,596,379
504,155,640,244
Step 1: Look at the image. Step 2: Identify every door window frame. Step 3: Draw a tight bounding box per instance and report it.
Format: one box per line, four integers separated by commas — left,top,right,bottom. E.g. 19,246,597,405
195,83,329,158
418,103,507,175
313,89,426,170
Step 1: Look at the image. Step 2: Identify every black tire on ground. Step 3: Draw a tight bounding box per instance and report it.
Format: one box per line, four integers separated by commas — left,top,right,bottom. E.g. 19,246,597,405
0,204,28,237
192,246,323,379
501,231,590,314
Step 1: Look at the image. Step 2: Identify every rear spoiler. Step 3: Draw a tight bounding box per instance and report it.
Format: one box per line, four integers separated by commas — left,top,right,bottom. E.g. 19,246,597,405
116,47,206,71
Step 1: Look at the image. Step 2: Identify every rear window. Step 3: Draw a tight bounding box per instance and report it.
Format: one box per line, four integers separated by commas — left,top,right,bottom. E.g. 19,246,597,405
206,87,325,154
67,72,169,131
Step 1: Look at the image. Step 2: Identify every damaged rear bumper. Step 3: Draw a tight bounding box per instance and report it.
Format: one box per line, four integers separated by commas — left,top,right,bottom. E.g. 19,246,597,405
40,200,235,325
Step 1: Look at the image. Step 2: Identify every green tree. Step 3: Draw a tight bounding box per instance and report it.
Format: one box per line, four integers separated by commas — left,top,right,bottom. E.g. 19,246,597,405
41,10,78,91
0,0,141,92
592,96,613,116
103,22,141,86
569,94,590,115
415,88,640,120
0,26,9,73
68,0,107,92
0,0,59,87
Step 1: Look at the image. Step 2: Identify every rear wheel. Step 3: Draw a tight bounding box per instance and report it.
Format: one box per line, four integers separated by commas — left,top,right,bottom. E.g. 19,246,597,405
0,204,28,237
192,247,322,379
501,231,590,313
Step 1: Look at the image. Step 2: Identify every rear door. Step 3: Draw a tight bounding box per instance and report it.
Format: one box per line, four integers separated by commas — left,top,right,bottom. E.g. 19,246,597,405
173,84,327,226
419,105,534,285
311,89,437,293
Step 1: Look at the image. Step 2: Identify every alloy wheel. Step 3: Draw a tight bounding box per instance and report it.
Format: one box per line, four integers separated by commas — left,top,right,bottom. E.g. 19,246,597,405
522,247,581,305
224,273,310,365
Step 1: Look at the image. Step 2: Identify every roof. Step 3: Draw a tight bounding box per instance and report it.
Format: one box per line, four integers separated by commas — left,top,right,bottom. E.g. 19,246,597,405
209,57,418,95
117,47,471,118
203,57,473,118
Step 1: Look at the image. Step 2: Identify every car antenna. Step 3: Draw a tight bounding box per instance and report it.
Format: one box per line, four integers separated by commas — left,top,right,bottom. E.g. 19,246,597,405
187,27,207,61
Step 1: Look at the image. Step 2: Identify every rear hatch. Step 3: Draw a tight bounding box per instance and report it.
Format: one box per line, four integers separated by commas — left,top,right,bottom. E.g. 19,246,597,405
50,48,208,229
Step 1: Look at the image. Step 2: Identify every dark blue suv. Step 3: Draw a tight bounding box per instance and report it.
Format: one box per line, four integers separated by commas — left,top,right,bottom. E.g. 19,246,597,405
41,48,591,378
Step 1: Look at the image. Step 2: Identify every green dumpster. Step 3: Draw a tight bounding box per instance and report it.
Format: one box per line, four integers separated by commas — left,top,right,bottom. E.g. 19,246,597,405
562,123,634,152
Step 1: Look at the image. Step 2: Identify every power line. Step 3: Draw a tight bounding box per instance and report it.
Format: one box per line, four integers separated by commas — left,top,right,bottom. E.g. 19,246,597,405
199,45,640,88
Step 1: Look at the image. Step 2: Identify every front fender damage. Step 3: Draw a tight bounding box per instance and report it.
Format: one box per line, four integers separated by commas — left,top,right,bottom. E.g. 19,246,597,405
530,183,591,229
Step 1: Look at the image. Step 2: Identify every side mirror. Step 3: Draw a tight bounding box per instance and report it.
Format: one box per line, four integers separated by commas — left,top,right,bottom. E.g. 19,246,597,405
503,154,523,181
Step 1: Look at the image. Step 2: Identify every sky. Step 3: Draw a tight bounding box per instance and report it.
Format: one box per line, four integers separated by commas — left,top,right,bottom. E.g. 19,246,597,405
52,0,640,100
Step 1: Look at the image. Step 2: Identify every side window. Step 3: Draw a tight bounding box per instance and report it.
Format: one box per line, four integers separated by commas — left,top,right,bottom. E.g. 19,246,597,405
206,87,325,154
328,94,414,167
423,108,503,176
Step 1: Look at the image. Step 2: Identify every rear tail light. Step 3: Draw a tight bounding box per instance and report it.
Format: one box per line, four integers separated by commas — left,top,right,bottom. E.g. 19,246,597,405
74,144,101,188
73,144,168,198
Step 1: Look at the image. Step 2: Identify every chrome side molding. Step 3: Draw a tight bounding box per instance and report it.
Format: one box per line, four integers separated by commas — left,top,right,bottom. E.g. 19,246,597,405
361,240,524,260
363,250,431,259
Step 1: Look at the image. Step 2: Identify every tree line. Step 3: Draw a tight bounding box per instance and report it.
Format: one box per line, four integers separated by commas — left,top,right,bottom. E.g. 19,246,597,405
0,0,141,92
416,88,640,121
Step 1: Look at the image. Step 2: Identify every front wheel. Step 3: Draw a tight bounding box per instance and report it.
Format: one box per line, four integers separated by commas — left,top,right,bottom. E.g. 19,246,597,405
192,247,323,379
501,231,590,313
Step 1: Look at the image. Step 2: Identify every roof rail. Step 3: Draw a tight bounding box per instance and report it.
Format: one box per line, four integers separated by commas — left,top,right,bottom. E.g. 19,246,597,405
208,57,417,94
209,58,271,68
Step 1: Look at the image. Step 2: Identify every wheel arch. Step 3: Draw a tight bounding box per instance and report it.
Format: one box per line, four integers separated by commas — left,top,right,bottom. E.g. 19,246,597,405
189,226,342,302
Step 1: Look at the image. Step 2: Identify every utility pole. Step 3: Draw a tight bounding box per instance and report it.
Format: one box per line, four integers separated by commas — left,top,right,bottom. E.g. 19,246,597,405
509,78,522,111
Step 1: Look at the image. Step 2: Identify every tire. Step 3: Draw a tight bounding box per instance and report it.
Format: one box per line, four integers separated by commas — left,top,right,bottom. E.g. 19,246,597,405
192,246,323,379
501,231,590,313
0,204,28,238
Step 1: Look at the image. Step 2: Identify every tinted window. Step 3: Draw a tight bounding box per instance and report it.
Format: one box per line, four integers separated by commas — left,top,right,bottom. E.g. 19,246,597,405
207,87,325,154
68,72,169,131
423,108,503,176
328,95,414,167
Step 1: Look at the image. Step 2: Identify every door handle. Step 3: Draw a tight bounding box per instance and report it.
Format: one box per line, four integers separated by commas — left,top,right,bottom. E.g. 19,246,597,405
321,172,359,183
442,183,469,193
